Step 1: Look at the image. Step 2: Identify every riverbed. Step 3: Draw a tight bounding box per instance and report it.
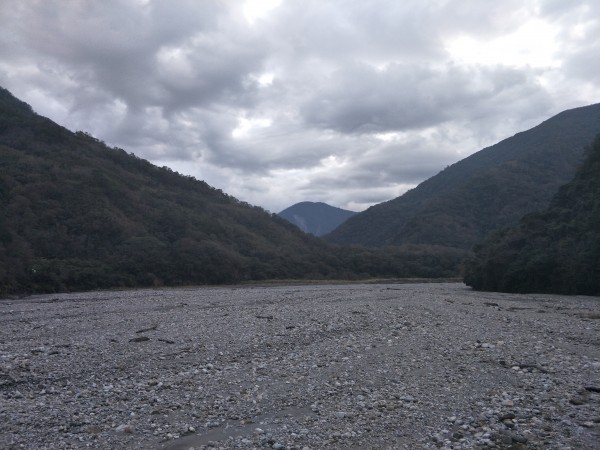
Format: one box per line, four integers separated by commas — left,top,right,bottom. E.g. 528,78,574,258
1,283,599,449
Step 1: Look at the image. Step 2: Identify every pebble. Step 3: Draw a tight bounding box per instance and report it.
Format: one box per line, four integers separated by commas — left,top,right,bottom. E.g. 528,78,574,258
114,424,134,433
0,283,598,449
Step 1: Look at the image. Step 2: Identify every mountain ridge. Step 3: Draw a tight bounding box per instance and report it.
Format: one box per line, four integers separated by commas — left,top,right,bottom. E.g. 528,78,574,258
0,86,338,292
326,103,600,249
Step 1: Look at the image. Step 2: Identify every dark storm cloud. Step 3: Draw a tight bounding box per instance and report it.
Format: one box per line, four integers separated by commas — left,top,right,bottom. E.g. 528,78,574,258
1,0,265,112
299,63,551,134
16,0,229,106
0,0,598,212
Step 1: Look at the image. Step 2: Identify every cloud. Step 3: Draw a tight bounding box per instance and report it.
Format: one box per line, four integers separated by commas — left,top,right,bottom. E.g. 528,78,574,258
549,2,600,85
0,0,598,213
298,62,552,135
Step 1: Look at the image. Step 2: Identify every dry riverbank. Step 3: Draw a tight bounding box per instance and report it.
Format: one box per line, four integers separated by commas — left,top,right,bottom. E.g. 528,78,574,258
1,283,599,449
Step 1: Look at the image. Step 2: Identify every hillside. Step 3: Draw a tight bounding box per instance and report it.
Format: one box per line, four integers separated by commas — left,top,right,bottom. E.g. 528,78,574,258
464,135,600,295
326,104,600,249
0,88,341,293
0,87,466,295
278,201,357,236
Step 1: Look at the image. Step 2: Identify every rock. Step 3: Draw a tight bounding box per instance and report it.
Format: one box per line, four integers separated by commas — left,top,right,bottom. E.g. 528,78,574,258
508,432,528,444
493,432,513,445
2,283,599,449
569,395,589,405
508,444,528,450
115,424,134,433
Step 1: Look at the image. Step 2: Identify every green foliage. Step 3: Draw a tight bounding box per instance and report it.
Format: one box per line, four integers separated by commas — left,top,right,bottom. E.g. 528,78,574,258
464,135,600,295
0,87,463,296
327,104,600,249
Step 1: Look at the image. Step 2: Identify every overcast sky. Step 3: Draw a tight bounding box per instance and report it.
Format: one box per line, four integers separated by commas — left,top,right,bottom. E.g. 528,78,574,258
1,0,598,212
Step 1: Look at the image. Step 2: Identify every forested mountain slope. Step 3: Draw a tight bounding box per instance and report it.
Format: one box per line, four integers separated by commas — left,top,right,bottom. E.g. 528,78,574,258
0,87,341,293
464,135,600,295
0,87,465,295
326,104,600,249
278,202,357,236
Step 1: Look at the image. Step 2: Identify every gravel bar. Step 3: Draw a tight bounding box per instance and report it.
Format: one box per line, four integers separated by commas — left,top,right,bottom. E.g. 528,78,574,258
1,282,599,449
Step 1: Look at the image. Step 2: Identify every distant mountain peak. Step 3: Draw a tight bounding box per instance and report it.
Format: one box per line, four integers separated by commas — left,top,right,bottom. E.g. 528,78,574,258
278,202,357,236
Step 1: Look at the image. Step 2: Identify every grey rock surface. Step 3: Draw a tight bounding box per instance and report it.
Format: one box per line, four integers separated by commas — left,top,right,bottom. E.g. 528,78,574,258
1,283,599,449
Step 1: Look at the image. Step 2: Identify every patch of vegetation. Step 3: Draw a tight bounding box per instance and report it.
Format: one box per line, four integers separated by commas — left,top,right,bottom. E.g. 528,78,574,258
464,135,600,295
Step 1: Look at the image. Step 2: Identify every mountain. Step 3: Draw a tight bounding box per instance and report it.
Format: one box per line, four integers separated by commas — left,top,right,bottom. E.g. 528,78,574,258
0,87,465,295
278,201,357,236
326,104,600,250
464,135,600,295
0,87,342,294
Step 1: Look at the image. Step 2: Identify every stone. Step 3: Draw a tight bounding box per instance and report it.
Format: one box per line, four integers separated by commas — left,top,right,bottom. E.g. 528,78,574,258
493,432,513,445
569,395,588,405
508,432,528,444
2,283,599,449
115,424,134,433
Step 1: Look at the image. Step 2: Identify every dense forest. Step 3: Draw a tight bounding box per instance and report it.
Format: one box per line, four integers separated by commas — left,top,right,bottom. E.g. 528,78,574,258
0,87,465,295
326,103,600,250
464,135,600,295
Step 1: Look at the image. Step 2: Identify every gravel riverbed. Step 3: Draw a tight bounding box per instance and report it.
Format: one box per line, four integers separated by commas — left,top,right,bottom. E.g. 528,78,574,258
1,282,599,449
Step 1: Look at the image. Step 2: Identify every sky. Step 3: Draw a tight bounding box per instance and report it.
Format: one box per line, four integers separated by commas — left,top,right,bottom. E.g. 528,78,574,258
1,0,599,213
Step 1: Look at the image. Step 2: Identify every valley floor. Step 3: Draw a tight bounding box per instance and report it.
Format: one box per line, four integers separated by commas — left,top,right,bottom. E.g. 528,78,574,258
1,283,599,449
